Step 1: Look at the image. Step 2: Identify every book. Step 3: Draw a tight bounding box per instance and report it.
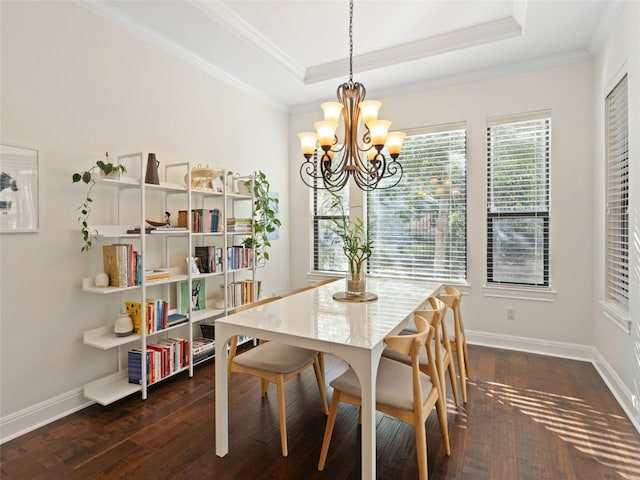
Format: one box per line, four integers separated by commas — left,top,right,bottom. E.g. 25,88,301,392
144,269,171,282
102,244,128,288
179,279,206,313
167,313,188,326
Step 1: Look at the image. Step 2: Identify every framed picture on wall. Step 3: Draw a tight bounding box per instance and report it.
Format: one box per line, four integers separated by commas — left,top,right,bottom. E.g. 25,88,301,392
0,144,39,233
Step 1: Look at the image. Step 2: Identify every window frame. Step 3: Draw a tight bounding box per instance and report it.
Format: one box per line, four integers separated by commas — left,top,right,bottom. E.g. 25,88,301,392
486,112,551,288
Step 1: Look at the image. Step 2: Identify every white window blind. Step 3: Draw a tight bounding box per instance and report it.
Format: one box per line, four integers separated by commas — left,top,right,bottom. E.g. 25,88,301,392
605,74,629,307
313,152,350,272
367,127,467,281
487,115,550,286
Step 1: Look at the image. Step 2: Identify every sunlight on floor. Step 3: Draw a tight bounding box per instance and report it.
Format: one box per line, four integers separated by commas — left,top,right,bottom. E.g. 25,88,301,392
473,379,640,480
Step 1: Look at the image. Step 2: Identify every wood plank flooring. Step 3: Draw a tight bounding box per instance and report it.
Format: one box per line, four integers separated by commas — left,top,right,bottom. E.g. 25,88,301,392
2,345,639,479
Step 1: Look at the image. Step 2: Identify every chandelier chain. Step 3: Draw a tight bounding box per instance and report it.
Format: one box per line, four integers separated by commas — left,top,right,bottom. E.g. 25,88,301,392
349,0,353,83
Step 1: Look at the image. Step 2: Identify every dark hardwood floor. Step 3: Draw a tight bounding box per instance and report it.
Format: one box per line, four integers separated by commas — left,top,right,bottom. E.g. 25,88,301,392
2,345,639,479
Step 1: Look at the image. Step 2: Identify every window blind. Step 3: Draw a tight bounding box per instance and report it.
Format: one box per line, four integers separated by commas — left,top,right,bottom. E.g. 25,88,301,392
313,152,349,272
605,74,629,306
487,115,550,286
367,128,467,281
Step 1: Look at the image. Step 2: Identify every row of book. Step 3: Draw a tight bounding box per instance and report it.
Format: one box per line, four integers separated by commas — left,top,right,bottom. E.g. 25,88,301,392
195,246,224,273
125,299,170,334
103,244,141,287
228,245,254,270
177,208,222,233
226,217,252,233
128,338,190,385
227,280,257,307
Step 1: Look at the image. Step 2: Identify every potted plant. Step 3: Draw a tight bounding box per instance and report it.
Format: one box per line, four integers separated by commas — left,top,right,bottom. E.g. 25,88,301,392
72,152,126,252
228,170,281,268
325,192,372,295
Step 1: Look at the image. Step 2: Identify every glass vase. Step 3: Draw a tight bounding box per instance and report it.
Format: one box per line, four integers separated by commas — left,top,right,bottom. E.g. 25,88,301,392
346,269,366,296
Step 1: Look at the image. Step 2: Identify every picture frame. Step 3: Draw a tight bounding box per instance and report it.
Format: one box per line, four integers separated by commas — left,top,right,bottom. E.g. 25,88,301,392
0,144,39,233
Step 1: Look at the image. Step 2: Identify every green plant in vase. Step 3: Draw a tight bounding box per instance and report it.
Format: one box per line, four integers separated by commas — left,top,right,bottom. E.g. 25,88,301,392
72,152,126,252
325,192,372,295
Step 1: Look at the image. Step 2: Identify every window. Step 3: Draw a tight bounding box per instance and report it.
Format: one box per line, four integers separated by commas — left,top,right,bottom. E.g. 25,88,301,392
605,75,629,308
367,127,467,281
486,114,550,286
312,153,350,272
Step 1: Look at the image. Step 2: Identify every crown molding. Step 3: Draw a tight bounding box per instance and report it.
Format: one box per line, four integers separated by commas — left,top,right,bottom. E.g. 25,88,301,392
304,16,522,85
588,0,626,55
191,0,305,81
291,48,592,115
75,0,288,112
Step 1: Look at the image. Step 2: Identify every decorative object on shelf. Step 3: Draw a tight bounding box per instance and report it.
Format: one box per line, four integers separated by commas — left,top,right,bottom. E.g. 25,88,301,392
114,313,134,337
297,0,405,192
144,153,160,185
94,271,109,288
71,152,127,251
146,211,171,227
325,192,372,298
185,165,217,189
235,170,281,267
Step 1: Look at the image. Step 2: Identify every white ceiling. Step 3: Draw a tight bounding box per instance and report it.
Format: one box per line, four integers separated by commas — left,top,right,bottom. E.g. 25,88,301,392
80,0,621,112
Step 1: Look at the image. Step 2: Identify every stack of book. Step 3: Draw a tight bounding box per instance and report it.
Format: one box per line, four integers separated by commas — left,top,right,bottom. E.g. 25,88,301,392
192,337,215,364
124,299,170,334
227,280,257,307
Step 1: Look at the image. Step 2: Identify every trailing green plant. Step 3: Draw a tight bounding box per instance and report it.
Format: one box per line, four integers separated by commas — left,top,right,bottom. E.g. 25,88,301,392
232,170,281,267
72,153,126,252
325,192,372,274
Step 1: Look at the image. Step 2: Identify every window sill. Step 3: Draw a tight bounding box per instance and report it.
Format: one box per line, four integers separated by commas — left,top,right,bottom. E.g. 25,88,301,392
600,300,631,334
482,284,556,302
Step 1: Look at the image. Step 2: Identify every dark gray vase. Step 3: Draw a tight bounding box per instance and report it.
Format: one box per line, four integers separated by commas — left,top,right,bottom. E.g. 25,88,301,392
145,153,160,185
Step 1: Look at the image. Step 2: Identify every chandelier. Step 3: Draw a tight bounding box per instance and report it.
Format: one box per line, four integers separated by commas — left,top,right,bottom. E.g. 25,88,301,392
298,0,405,192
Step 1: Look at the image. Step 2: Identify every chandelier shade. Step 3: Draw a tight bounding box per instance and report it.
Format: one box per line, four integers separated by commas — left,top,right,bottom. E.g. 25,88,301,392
298,0,404,192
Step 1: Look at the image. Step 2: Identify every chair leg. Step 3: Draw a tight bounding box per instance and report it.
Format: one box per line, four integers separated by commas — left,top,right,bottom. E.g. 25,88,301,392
456,343,468,403
435,391,451,456
463,339,471,377
261,379,269,397
447,358,460,407
414,414,429,480
312,356,329,415
318,391,341,471
275,377,288,457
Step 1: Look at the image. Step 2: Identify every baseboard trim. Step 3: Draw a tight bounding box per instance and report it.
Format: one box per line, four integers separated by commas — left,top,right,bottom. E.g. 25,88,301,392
466,330,593,361
2,332,638,443
592,349,640,433
0,388,92,444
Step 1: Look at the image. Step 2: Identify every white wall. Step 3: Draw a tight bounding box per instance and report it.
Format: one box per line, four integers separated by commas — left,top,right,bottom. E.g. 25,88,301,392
0,1,290,440
291,60,595,352
591,0,640,427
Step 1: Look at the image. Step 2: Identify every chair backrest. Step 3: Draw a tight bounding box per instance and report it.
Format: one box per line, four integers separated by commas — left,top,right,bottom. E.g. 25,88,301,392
385,312,436,412
438,286,464,332
281,285,314,297
228,296,282,371
310,277,340,287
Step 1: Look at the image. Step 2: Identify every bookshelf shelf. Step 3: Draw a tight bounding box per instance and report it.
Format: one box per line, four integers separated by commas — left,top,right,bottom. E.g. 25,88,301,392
84,370,141,406
79,154,256,406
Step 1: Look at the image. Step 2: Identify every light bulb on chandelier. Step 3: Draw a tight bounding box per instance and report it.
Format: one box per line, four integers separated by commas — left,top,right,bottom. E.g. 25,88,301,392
298,0,405,192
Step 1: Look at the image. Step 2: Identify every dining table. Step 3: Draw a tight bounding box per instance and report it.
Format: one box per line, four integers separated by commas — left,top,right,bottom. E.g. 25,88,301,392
214,276,443,480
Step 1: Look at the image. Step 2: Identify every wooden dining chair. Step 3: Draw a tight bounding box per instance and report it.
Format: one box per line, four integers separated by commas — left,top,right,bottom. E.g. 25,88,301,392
438,286,470,403
318,311,450,479
383,296,460,408
227,296,329,457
